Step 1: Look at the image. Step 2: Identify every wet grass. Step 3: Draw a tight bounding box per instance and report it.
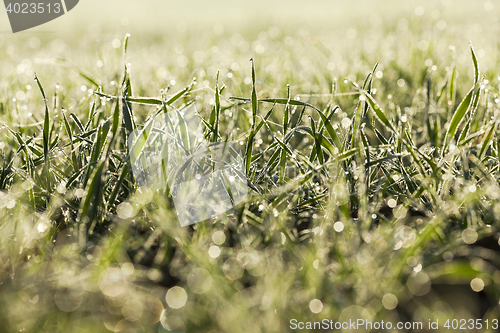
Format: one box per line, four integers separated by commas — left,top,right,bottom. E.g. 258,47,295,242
1,3,500,332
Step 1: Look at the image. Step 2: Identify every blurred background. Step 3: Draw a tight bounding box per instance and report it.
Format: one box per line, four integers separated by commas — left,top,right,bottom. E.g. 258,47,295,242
1,1,500,333
1,0,500,108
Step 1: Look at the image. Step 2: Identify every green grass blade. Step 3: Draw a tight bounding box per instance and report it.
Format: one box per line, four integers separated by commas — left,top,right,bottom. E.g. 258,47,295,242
108,164,129,208
165,78,196,106
251,59,258,129
458,120,470,146
34,73,50,165
176,109,191,151
350,101,361,149
95,78,195,108
436,80,448,107
470,43,479,85
70,113,85,132
62,109,78,169
361,90,395,132
123,33,130,57
335,148,359,162
121,83,135,134
79,161,105,228
283,84,290,134
479,122,496,159
443,87,474,152
449,59,457,111
108,100,121,151
246,59,258,175
212,70,221,142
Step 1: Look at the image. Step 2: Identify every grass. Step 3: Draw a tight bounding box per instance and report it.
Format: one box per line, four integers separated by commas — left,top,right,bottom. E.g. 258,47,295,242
1,2,500,332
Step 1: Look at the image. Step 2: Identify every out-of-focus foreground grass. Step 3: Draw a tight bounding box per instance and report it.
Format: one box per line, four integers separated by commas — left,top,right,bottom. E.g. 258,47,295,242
1,0,500,332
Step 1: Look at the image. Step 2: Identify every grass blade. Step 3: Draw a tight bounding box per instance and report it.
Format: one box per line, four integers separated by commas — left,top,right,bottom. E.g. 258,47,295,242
246,59,258,175
479,122,496,159
79,161,105,228
443,87,474,152
470,43,479,85
361,90,396,132
212,70,221,142
34,73,50,165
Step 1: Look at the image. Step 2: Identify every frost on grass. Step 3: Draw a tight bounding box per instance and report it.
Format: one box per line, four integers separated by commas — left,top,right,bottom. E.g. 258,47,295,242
128,105,248,226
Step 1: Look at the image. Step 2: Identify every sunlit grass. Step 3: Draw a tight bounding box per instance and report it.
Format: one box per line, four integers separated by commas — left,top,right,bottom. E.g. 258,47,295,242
1,2,500,332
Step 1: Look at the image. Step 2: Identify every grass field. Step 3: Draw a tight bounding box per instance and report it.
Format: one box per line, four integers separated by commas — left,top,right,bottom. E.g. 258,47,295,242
1,1,500,332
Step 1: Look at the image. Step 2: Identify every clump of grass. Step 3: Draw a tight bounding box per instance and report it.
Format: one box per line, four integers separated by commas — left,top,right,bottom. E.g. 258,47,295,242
1,19,500,333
